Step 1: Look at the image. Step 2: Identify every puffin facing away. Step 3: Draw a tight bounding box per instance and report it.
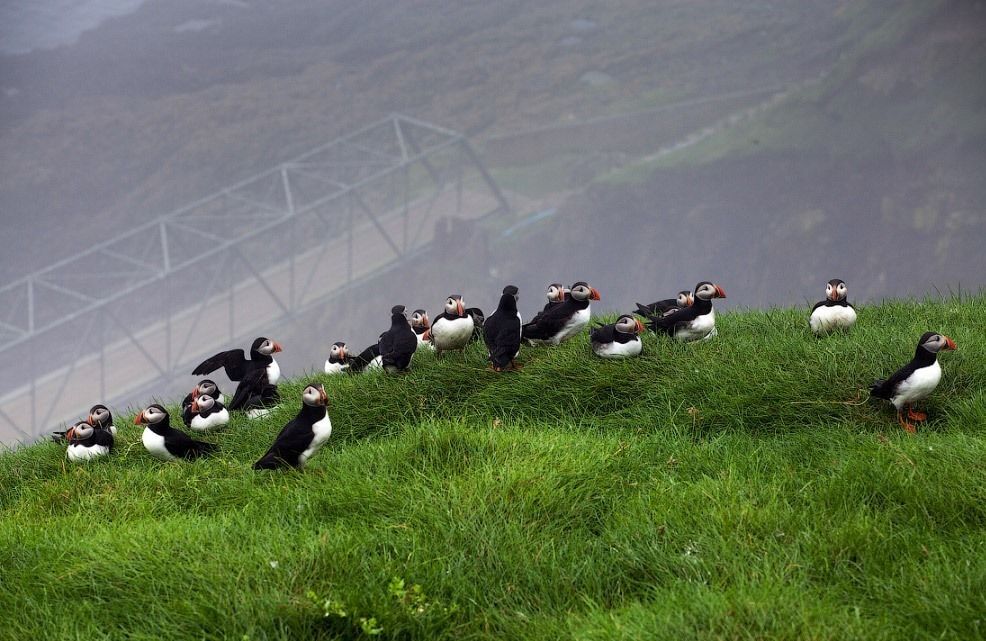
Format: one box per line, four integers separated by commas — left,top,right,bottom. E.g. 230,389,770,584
484,285,523,372
870,332,956,433
809,279,856,335
324,341,350,375
378,305,418,373
184,394,230,432
254,383,332,470
426,295,475,356
635,290,692,318
410,310,434,351
192,337,282,411
64,419,114,463
135,404,217,461
649,281,725,342
590,315,645,359
522,281,600,345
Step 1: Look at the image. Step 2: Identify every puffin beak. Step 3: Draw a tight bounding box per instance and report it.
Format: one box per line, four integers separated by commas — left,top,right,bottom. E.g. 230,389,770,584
192,387,200,399
272,341,283,353
457,300,465,316
687,295,695,306
133,411,145,425
340,346,348,360
66,426,76,441
422,329,431,342
714,285,726,298
319,388,328,406
191,400,200,413
635,319,645,334
944,336,957,351
86,414,94,426
590,288,601,301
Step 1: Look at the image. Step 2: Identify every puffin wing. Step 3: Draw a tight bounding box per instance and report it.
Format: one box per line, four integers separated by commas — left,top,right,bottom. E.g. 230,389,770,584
484,312,521,364
228,368,270,410
348,344,381,373
650,305,698,336
164,426,217,459
870,362,916,400
192,349,247,380
522,302,573,341
254,418,306,469
589,323,616,344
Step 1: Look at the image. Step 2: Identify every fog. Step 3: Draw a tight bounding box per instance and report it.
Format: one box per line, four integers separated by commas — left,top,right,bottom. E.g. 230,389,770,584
1,0,984,444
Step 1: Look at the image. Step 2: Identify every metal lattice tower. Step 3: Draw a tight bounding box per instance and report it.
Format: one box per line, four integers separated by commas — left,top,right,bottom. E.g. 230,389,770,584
0,114,509,445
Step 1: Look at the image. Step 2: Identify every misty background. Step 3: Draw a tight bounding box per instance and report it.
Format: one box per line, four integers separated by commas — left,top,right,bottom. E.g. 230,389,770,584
1,0,984,445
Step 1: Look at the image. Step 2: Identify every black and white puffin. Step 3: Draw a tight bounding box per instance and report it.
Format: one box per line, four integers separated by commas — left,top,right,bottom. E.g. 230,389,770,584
426,295,476,356
524,283,570,331
869,332,956,433
192,337,282,416
64,419,114,463
809,279,856,335
180,380,225,418
324,341,350,375
635,290,692,317
183,394,229,432
483,285,523,372
410,310,434,351
348,341,383,373
522,281,600,345
135,404,217,461
590,314,646,359
378,305,418,373
649,281,725,342
51,403,117,442
253,383,332,470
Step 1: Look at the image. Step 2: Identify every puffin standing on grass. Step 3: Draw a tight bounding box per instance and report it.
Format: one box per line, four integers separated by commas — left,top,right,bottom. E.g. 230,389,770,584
809,279,857,335
869,332,957,433
181,380,224,418
183,394,229,432
135,404,217,461
649,281,725,342
379,305,418,373
522,281,600,345
64,419,114,463
635,290,692,317
426,295,476,357
484,285,523,372
254,383,331,470
192,337,282,418
410,310,434,351
323,342,350,375
590,314,646,359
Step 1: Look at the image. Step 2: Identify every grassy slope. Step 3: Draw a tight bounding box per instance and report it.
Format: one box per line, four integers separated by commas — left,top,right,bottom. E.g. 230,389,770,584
1,298,985,641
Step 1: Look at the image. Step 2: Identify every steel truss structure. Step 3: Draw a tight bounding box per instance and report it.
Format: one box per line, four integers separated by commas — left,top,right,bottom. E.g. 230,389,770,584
0,114,509,444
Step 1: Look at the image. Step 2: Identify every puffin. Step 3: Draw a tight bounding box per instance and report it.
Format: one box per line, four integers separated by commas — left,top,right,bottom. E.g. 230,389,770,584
180,380,225,418
410,310,434,351
183,394,229,432
323,341,350,374
348,341,383,373
483,285,523,372
524,283,570,331
425,295,476,356
649,281,725,342
635,290,693,317
192,336,282,414
135,404,217,461
809,279,856,335
253,383,332,470
522,281,600,345
869,332,957,433
378,305,418,373
590,314,646,359
64,419,114,463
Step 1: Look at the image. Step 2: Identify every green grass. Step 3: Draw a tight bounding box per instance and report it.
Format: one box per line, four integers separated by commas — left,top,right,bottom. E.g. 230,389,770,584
2,297,985,641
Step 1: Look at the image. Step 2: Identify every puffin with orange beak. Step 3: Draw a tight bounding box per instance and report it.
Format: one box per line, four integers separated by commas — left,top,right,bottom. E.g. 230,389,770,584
427,294,476,357
63,418,114,463
809,278,856,335
254,383,332,470
870,332,957,433
135,404,217,461
182,393,229,432
181,380,225,417
324,341,351,374
590,314,646,359
409,310,435,352
649,281,725,342
192,337,283,416
522,281,601,345
634,290,693,318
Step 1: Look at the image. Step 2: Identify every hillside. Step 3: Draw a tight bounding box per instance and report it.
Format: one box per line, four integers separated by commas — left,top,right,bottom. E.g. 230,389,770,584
1,297,984,640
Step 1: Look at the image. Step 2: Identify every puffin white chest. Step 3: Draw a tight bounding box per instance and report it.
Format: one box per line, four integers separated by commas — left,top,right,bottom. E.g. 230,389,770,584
554,306,591,344
431,317,474,350
190,408,229,432
67,443,110,463
810,305,857,335
676,308,716,342
142,428,176,461
324,360,348,375
266,358,281,384
593,337,642,359
892,360,942,408
298,414,332,467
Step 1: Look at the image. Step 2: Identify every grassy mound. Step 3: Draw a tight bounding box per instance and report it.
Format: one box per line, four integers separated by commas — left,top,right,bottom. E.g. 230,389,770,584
1,297,984,640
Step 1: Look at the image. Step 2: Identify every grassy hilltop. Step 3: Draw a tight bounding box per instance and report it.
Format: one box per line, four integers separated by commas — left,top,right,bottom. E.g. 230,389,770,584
1,297,985,640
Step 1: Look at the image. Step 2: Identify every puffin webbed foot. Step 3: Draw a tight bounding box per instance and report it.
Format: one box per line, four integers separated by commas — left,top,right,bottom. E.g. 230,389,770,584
897,410,917,434
907,407,927,422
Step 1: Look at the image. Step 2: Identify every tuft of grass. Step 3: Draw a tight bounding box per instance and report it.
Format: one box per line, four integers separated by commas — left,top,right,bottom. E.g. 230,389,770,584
1,297,984,640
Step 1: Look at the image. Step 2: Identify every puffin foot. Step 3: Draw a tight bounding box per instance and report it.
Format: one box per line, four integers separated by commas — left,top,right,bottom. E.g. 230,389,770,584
897,410,917,434
508,360,524,371
907,407,927,422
